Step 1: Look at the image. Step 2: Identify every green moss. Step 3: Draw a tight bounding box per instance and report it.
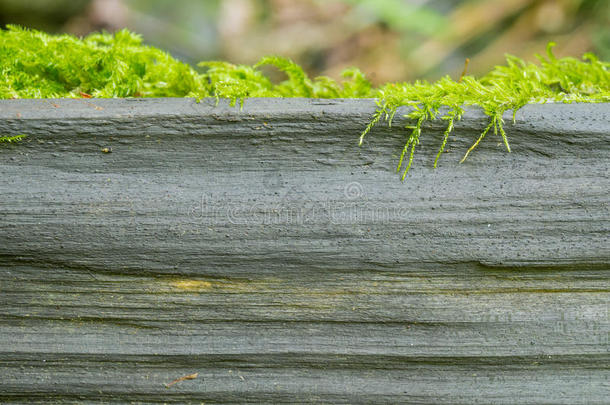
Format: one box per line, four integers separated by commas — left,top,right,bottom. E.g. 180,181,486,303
363,45,609,179
1,26,608,177
0,134,26,144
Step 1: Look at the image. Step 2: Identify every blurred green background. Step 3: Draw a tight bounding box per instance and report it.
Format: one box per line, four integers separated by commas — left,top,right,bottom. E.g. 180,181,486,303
0,0,608,84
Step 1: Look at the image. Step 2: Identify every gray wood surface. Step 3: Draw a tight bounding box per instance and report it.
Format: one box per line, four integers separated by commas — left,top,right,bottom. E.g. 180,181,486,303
0,98,609,404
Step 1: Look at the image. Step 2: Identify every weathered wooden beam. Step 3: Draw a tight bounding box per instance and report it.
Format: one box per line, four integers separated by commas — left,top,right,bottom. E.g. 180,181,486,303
0,98,609,403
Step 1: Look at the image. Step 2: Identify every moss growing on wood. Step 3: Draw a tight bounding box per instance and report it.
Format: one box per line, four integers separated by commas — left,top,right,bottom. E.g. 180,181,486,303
1,26,608,177
364,44,609,178
0,134,26,144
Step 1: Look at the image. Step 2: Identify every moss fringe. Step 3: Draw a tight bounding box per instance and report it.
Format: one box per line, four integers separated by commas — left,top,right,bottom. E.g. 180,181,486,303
1,26,608,177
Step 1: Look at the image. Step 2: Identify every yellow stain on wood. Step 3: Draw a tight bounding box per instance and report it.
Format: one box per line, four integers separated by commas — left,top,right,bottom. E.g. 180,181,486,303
169,279,213,291
165,277,282,293
165,277,385,296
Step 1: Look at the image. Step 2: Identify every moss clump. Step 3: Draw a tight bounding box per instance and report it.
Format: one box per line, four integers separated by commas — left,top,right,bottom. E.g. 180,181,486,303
0,25,207,99
364,44,609,178
0,25,370,101
0,134,26,144
1,26,608,177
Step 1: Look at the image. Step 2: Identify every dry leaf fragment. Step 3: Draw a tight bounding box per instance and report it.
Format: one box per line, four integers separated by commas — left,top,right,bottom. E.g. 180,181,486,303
165,372,199,388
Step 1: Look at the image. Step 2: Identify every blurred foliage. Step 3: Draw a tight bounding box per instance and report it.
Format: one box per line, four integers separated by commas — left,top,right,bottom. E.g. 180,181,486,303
0,0,607,84
339,0,448,36
0,0,89,32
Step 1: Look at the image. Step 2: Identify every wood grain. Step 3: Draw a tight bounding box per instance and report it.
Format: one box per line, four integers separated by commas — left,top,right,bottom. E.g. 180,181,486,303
0,98,608,403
